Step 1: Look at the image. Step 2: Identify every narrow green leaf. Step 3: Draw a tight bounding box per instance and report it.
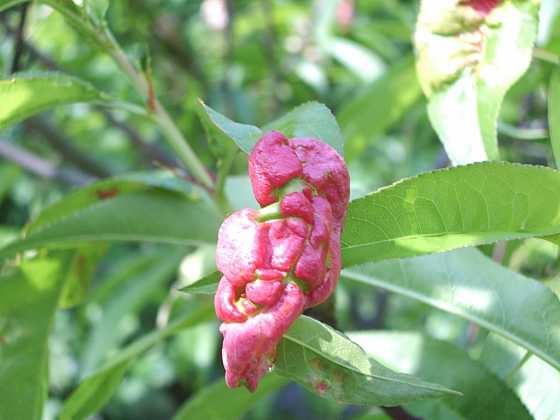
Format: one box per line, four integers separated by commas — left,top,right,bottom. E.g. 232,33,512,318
59,304,214,420
0,255,69,420
197,101,262,154
339,56,422,160
277,316,460,406
549,67,560,168
342,248,560,372
415,0,540,164
179,271,221,295
342,162,560,267
350,332,531,420
198,101,344,155
0,73,109,129
25,171,197,233
264,101,345,156
173,374,287,420
0,175,220,261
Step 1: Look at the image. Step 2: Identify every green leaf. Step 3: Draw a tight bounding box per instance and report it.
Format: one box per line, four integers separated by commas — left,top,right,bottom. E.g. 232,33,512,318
59,304,214,420
415,0,540,164
25,171,197,232
58,244,107,309
198,101,344,156
481,334,560,419
341,162,560,267
0,175,220,261
179,271,220,295
277,316,460,406
342,248,560,372
81,248,184,375
349,332,531,420
197,101,262,154
549,66,560,168
339,56,422,160
179,160,560,293
264,101,345,156
0,255,69,420
173,374,287,420
0,73,109,129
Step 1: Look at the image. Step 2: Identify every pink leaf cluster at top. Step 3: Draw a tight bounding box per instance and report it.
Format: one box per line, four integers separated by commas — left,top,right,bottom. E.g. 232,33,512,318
465,0,501,15
214,131,350,391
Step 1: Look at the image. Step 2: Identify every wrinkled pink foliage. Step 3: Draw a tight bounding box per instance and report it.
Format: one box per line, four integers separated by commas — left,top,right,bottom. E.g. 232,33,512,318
466,0,501,15
215,131,349,391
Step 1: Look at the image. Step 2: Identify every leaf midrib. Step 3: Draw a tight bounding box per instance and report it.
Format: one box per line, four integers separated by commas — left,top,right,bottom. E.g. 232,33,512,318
283,317,459,394
342,269,560,371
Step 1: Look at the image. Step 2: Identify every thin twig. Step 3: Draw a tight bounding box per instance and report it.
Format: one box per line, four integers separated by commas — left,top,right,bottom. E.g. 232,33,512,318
104,28,214,190
0,140,94,185
99,109,178,167
25,117,111,178
10,4,29,73
3,27,179,171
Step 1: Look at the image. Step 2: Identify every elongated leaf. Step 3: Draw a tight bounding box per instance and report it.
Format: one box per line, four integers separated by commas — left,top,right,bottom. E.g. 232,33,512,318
0,73,108,129
264,101,345,156
339,56,422,160
342,248,560,371
549,67,560,168
0,255,69,420
0,175,220,260
350,332,531,420
197,101,262,154
341,162,560,267
25,171,197,233
180,271,220,295
198,101,344,155
59,304,214,420
173,374,287,420
276,316,459,406
415,0,540,164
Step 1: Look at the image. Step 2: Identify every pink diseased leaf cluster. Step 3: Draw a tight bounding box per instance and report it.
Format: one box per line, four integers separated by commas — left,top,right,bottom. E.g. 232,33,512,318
214,131,350,391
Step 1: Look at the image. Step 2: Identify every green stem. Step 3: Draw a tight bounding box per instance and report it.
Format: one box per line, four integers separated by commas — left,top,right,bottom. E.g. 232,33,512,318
504,351,532,384
534,48,560,66
256,202,282,222
214,150,238,214
103,29,214,191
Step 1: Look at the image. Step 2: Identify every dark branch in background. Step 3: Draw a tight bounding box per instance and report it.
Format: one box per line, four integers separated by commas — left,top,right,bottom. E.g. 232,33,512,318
153,15,209,90
10,4,28,73
99,109,178,167
260,0,281,116
0,11,105,185
383,406,422,420
222,0,237,119
24,117,111,178
0,140,94,186
3,20,178,172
